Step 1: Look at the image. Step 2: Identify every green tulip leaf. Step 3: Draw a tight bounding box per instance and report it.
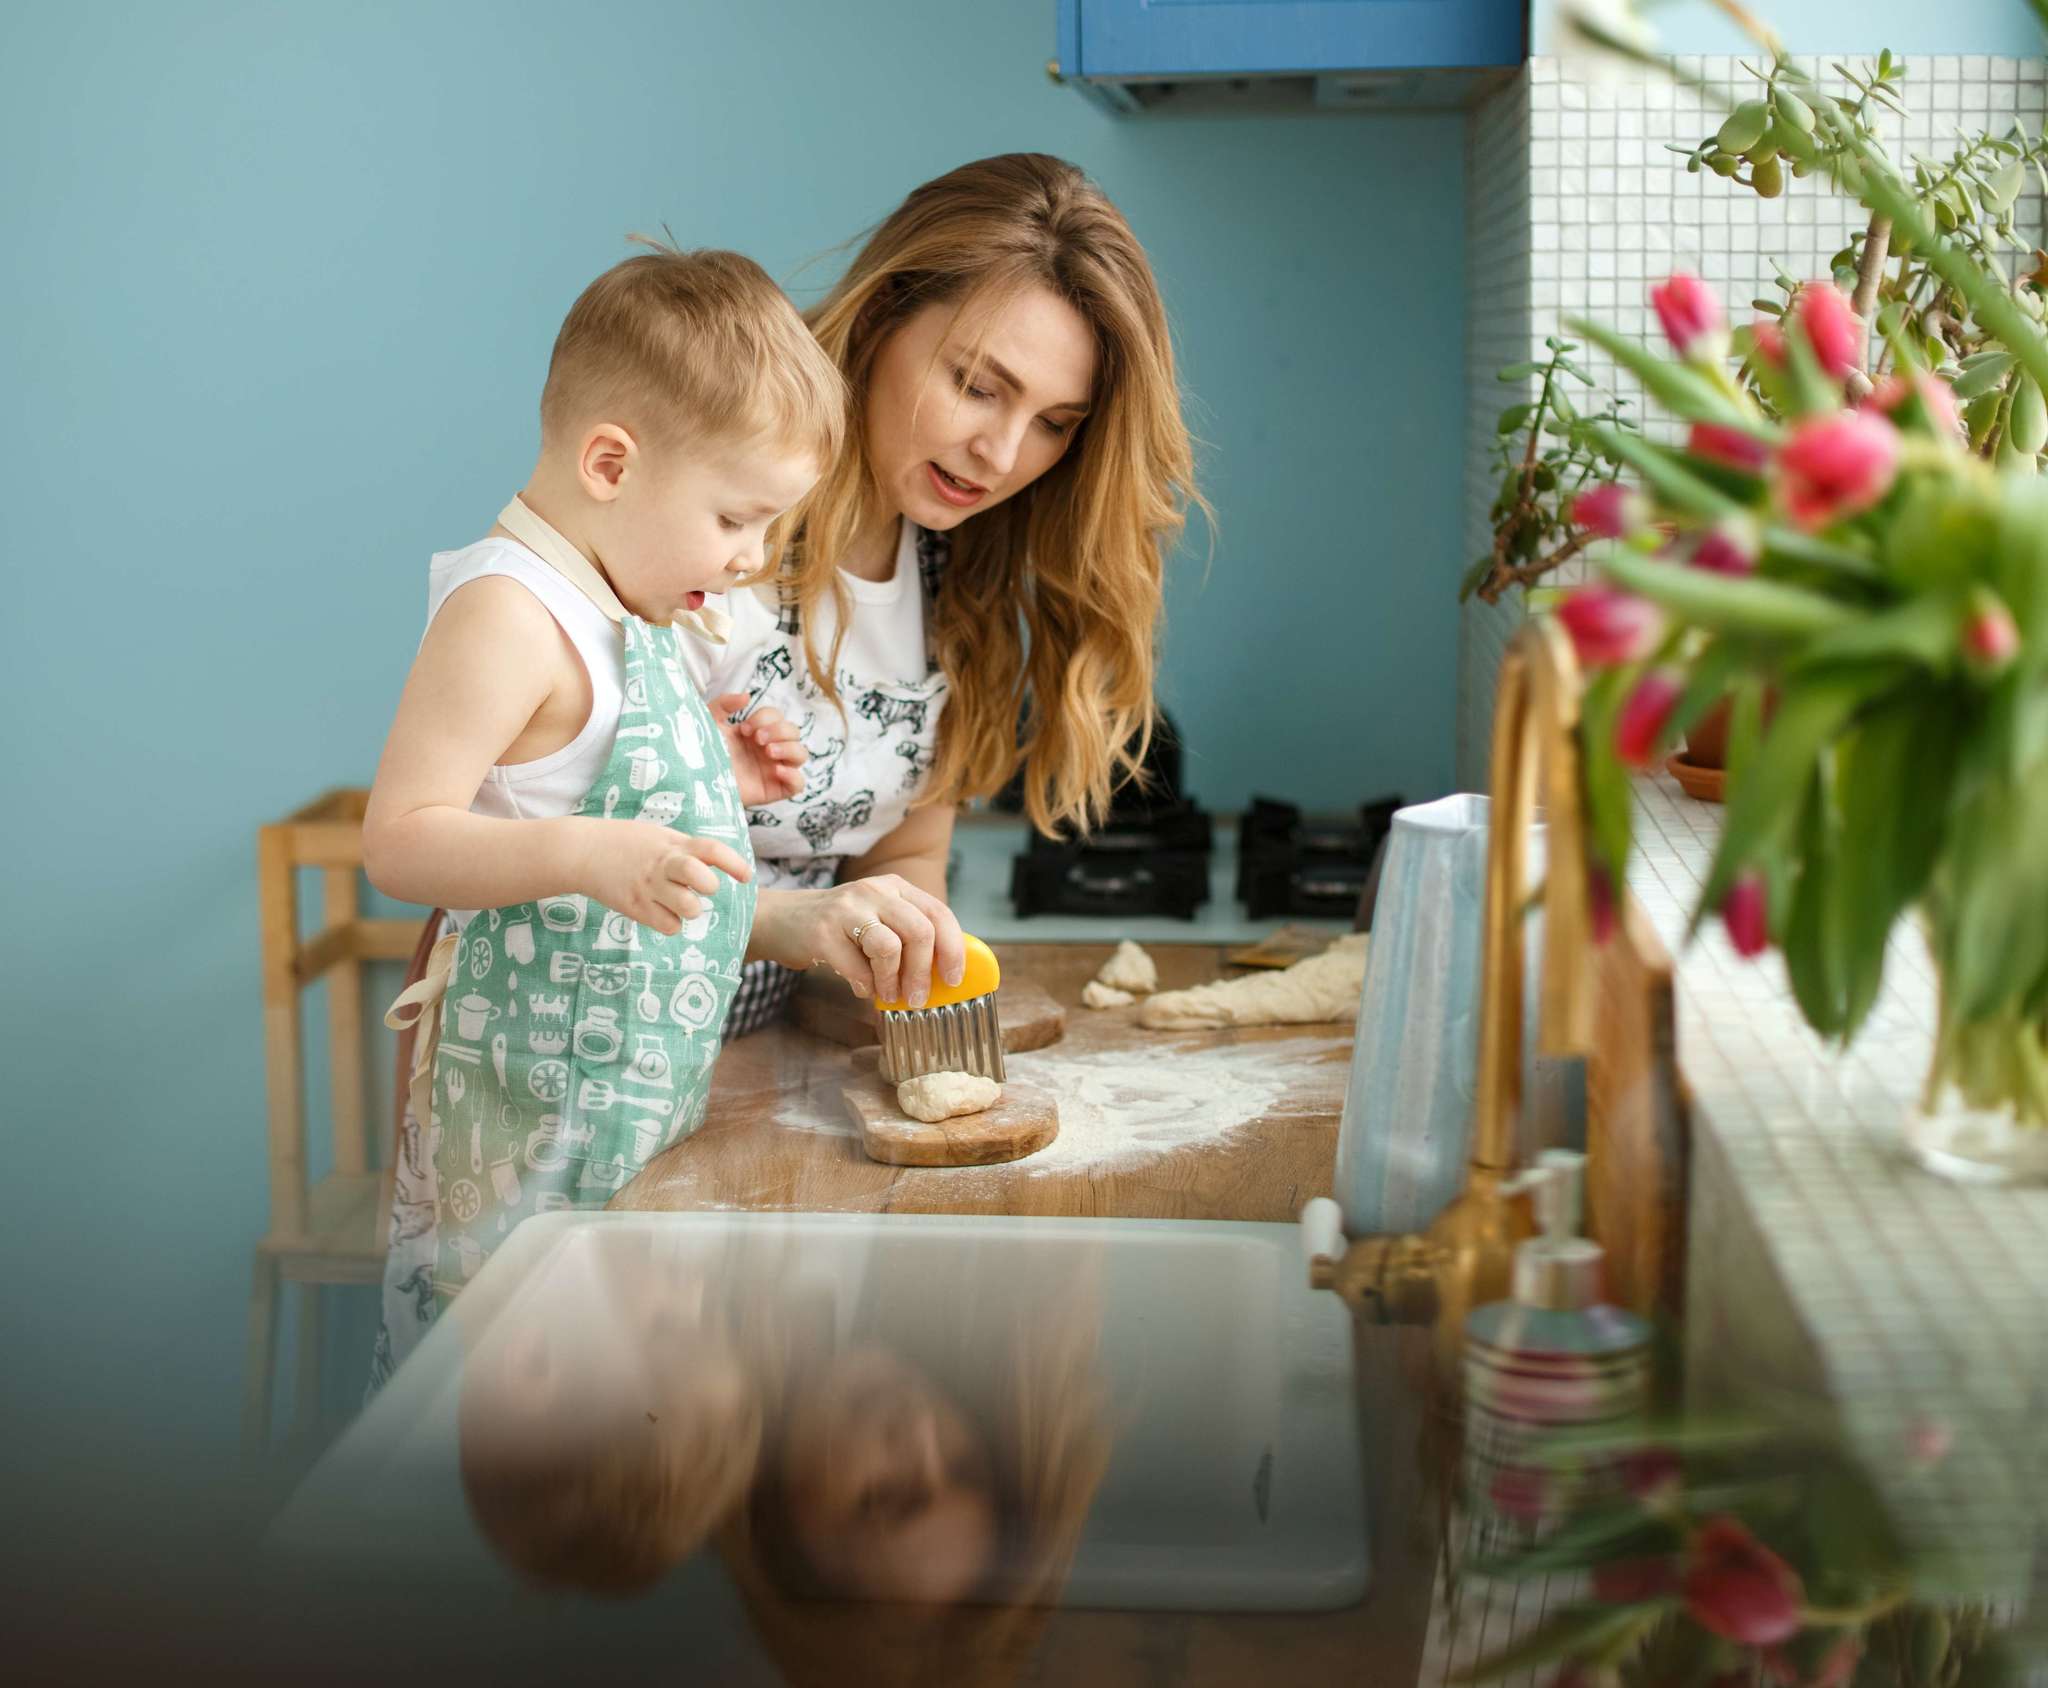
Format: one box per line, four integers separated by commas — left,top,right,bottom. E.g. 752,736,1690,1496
1587,424,1746,519
1829,687,1961,1036
1599,545,1858,639
1796,591,1963,672
1450,1602,1675,1686
1567,318,1764,434
1694,663,1907,933
1784,764,1848,1034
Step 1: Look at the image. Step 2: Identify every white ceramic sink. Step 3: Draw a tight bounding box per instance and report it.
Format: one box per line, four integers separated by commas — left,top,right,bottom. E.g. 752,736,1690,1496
272,1211,1368,1615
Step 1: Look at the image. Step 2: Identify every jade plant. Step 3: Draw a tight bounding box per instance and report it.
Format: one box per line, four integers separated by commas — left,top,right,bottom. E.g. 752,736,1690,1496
1468,28,2048,606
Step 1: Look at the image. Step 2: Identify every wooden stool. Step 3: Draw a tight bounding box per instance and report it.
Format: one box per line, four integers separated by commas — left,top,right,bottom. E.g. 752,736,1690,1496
248,788,426,1448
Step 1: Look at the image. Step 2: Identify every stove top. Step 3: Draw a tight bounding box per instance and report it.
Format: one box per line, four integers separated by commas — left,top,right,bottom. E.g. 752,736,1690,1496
1236,795,1403,921
1009,798,1214,920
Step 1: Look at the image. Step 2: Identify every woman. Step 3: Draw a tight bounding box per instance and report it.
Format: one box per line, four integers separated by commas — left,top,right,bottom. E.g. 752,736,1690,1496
702,150,1204,1030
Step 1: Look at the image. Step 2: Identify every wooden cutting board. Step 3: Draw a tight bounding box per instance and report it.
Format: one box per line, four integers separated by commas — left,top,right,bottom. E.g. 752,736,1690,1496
839,1070,1060,1167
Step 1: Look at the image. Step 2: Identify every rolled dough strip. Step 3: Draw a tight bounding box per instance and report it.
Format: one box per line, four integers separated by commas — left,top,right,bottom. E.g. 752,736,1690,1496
1081,980,1135,1009
1138,932,1368,1031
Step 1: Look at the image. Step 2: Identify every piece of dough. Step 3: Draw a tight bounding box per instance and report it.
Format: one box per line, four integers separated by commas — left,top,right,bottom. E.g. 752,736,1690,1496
1138,933,1368,1031
1095,940,1158,995
1081,980,1135,1009
895,1071,1003,1123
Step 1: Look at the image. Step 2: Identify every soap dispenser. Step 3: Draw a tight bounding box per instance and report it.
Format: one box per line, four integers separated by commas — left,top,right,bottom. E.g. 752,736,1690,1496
1462,1149,1654,1555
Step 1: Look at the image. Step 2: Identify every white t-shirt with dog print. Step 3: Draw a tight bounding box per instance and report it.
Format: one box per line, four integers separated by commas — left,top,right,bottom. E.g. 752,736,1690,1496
678,519,949,891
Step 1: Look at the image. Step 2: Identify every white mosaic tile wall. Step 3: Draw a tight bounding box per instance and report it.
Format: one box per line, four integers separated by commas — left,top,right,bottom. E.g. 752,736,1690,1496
1457,52,2048,785
1631,775,2048,1602
1457,67,1534,791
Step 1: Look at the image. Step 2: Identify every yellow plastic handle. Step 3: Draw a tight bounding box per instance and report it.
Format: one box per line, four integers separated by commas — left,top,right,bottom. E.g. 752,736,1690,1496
876,932,1000,1013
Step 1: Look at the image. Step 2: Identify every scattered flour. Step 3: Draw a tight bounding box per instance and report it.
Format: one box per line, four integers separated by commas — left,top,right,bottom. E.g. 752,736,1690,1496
770,1036,1348,1174
773,1066,860,1136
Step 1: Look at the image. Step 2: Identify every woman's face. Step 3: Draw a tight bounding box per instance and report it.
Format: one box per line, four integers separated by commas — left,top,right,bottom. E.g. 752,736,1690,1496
778,1346,998,1605
863,284,1098,532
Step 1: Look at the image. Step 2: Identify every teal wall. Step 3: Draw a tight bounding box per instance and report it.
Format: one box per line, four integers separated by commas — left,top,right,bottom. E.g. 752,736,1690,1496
1535,0,2046,56
0,0,1465,1493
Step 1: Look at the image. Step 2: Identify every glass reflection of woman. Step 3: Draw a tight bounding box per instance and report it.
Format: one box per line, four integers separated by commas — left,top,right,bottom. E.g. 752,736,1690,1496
721,1254,1111,1686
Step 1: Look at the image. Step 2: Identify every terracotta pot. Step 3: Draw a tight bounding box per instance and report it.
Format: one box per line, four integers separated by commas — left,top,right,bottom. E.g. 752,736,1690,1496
1683,698,1733,770
1683,687,1782,772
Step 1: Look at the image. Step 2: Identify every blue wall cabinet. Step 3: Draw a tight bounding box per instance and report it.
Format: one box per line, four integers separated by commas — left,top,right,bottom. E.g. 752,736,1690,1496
1055,0,1526,112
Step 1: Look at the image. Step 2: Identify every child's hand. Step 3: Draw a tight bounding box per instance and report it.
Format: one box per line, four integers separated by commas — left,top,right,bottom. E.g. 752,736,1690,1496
712,691,806,807
575,819,753,936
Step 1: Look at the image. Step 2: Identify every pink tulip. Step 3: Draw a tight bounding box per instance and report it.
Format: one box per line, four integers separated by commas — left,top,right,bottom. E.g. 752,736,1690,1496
1490,1464,1548,1523
1570,481,1648,538
1620,1446,1685,1504
1794,281,1865,380
1775,410,1902,529
1652,271,1726,359
1964,592,2021,675
1594,1556,1683,1604
1765,1634,1863,1688
1557,587,1664,669
1751,316,1788,367
1588,861,1618,948
1689,421,1772,473
1682,1515,1804,1645
1723,874,1771,958
1904,1415,1954,1469
1616,669,1684,768
1863,373,1964,438
1691,518,1759,576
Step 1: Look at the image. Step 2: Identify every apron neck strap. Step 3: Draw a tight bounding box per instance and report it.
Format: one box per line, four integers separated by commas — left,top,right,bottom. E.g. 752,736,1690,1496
494,496,731,647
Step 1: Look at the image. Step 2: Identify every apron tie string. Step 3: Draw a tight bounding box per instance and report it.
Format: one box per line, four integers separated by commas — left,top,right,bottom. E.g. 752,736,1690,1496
385,930,460,1134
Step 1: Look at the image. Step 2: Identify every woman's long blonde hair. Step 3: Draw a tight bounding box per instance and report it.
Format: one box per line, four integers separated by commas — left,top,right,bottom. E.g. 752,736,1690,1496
716,1249,1112,1687
787,153,1204,838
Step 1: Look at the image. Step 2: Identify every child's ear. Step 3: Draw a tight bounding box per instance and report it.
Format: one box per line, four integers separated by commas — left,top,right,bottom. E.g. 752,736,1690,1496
578,424,636,501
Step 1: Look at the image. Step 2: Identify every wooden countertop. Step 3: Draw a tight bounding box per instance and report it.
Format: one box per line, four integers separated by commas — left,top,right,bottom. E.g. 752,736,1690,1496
610,941,1354,1223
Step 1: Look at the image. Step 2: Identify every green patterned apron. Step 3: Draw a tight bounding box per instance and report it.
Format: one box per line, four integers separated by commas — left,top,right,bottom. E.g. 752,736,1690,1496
424,561,755,1308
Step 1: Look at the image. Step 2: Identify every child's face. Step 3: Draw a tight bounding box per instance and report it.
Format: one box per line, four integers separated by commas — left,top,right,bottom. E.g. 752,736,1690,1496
461,1282,752,1459
864,285,1096,533
598,435,820,624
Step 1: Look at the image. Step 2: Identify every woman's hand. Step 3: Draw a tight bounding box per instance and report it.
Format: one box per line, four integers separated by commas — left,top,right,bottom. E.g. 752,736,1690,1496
752,878,966,1007
713,692,806,807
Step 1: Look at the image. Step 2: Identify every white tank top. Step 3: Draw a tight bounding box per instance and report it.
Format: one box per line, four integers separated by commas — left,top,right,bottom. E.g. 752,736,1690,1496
424,536,624,925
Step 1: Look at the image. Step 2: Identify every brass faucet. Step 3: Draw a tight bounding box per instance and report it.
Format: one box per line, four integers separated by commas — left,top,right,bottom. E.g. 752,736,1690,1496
1310,618,1596,1383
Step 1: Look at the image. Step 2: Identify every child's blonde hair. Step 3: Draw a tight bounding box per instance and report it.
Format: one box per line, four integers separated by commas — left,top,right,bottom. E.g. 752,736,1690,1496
541,240,846,466
454,1255,766,1596
458,1398,763,1595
